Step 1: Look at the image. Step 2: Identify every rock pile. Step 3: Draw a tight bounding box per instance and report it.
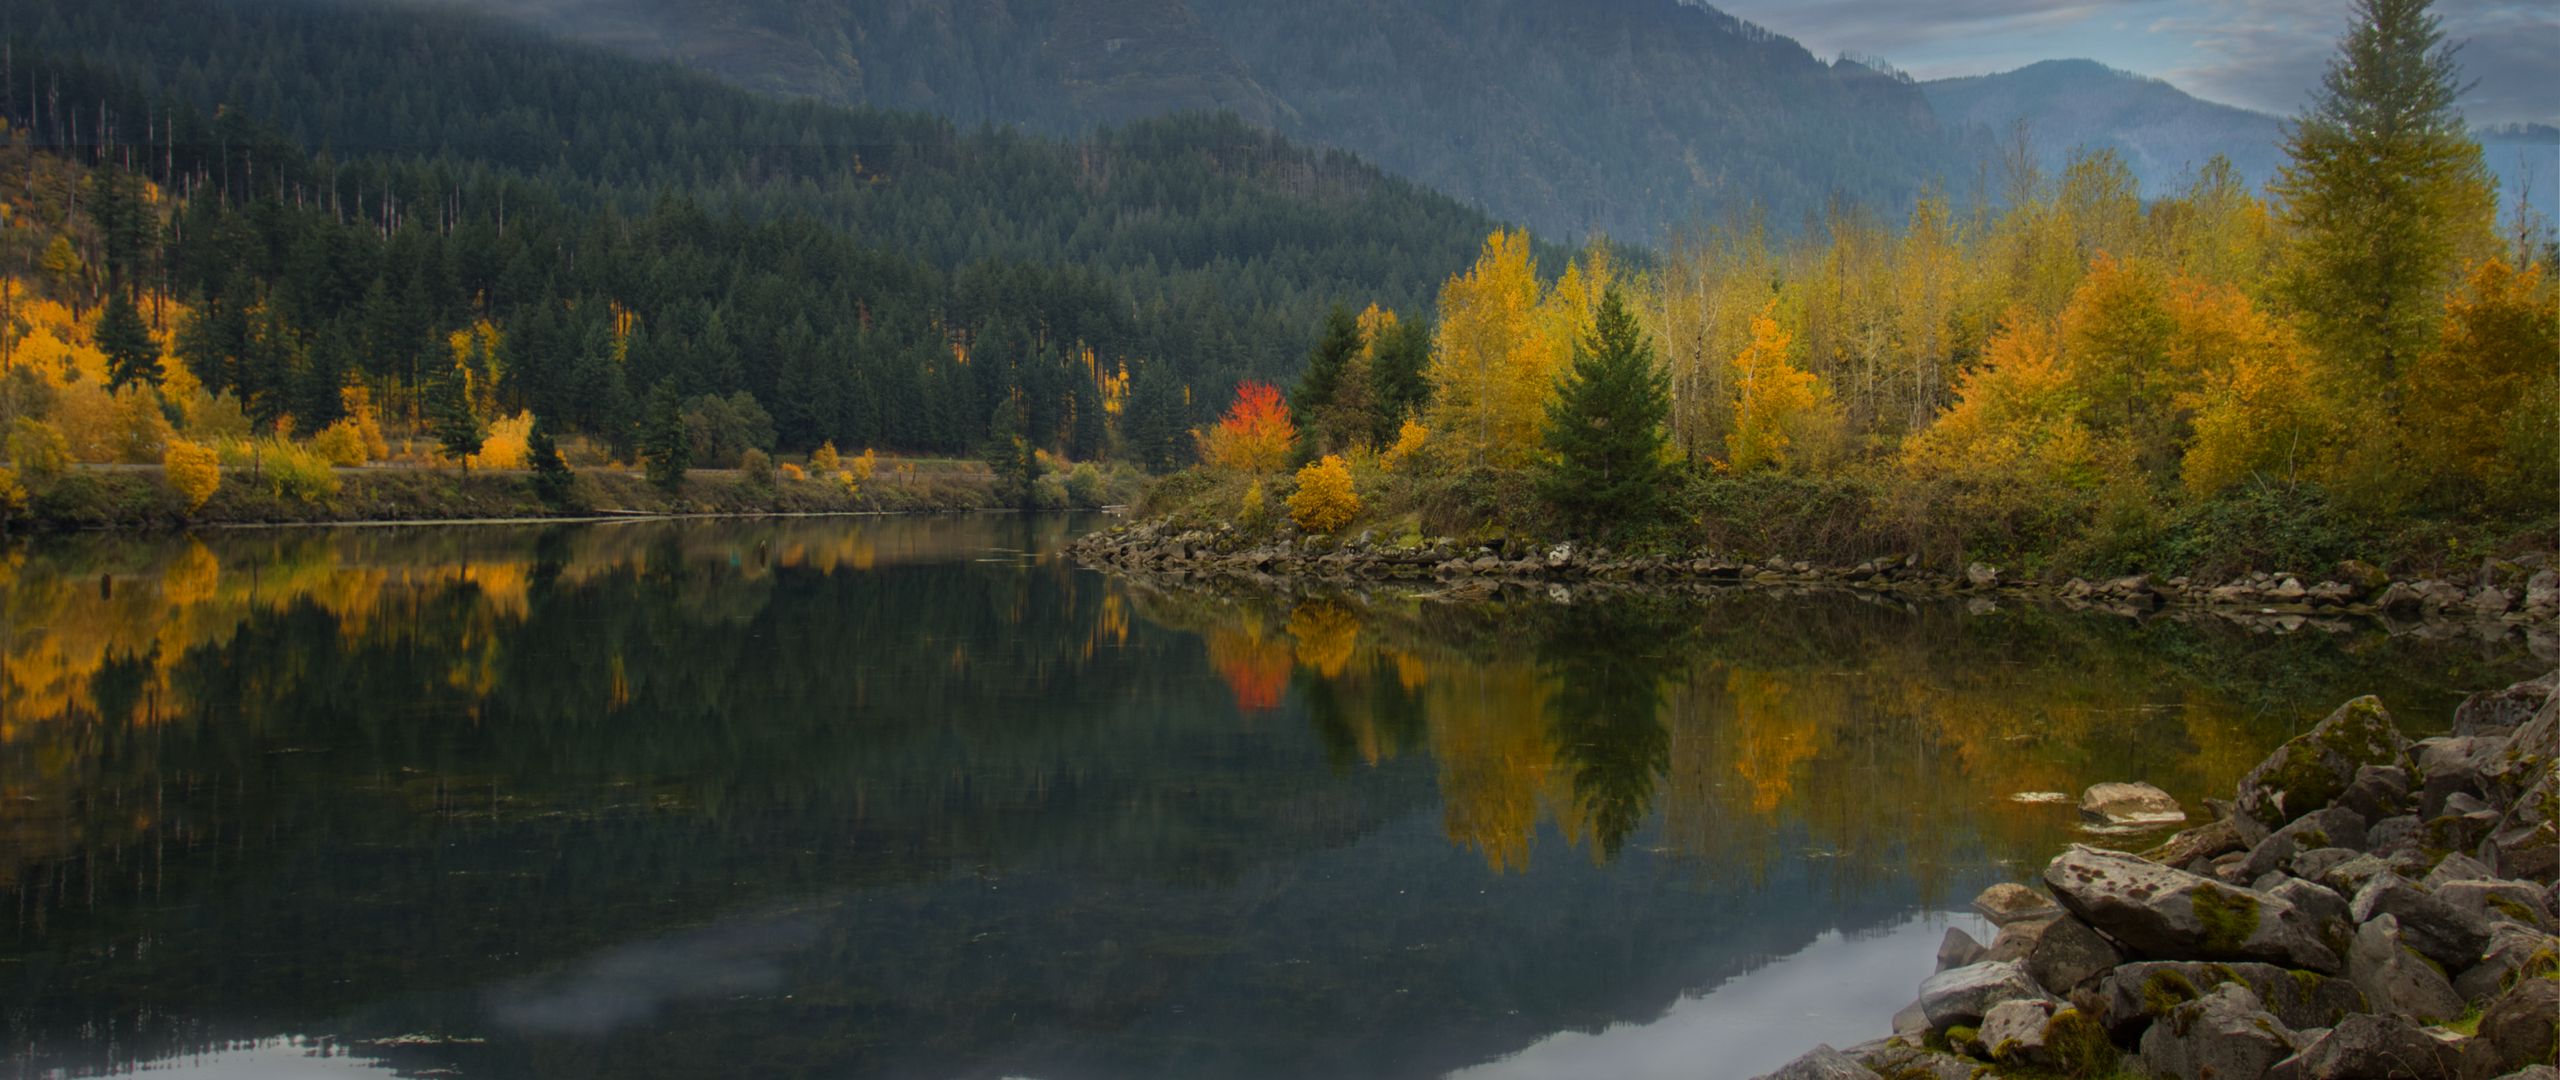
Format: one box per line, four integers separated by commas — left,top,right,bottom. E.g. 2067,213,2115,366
1068,522,2560,627
1759,672,2560,1080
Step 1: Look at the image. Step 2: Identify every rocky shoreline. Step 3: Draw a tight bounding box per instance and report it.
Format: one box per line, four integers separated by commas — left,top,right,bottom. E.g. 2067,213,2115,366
1757,672,2559,1080
1068,521,2560,629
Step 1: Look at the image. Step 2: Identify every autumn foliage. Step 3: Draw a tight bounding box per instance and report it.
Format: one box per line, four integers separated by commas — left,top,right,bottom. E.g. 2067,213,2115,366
163,440,222,512
1286,454,1361,533
1200,382,1296,473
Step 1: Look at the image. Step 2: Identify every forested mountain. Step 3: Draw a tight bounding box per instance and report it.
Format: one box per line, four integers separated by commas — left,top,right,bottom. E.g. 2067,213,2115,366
1,0,1518,463
1919,60,2287,198
405,0,1979,243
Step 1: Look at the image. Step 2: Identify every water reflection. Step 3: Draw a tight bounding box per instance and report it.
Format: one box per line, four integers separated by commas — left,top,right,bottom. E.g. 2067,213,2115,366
0,518,2540,1080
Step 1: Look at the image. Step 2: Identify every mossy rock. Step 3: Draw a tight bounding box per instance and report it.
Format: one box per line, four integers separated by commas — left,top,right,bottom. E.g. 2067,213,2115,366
2234,696,2408,828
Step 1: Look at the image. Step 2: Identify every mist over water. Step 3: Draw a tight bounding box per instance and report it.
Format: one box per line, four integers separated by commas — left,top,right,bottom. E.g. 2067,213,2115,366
0,517,2538,1079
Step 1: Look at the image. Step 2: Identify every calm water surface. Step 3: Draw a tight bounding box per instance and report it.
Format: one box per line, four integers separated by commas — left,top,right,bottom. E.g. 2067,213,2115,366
0,516,2540,1079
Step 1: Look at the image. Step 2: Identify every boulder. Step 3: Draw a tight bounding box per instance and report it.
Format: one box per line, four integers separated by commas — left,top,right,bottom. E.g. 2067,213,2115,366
1972,881,2065,926
2091,961,2368,1041
2415,736,2509,819
2277,1014,2458,1080
2481,764,2557,881
1918,960,2056,1031
2339,765,2416,825
1752,1043,1879,1080
2083,781,2190,827
1978,998,2057,1064
1985,914,2124,995
2350,875,2492,971
2235,697,2411,830
2146,818,2248,867
2343,914,2465,1023
2434,878,2556,931
1937,926,1987,971
2247,807,2373,881
2366,816,2427,861
2455,923,2560,1003
1850,1044,1973,1080
2421,853,2500,888
2472,979,2560,1077
2454,673,2558,736
2138,983,2298,1080
2043,845,2343,971
1890,998,1930,1037
2294,847,2368,886
2269,877,2357,958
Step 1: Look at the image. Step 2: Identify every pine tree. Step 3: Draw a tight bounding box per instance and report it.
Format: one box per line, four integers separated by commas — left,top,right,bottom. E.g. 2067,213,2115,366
427,364,485,470
2273,0,2496,398
642,378,690,492
1293,305,1361,454
529,412,576,507
983,390,1037,508
1538,286,1670,534
97,289,163,392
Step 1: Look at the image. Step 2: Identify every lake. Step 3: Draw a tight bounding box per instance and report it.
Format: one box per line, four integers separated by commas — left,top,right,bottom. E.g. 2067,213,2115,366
0,516,2540,1080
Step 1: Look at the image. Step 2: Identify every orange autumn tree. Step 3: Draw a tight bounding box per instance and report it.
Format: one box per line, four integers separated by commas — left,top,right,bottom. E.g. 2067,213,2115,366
2401,258,2559,495
2173,278,2328,496
1200,381,1296,473
1725,302,1833,471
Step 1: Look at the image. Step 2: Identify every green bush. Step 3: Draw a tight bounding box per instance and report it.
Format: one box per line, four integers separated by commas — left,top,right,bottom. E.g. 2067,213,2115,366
1064,463,1106,507
264,440,342,504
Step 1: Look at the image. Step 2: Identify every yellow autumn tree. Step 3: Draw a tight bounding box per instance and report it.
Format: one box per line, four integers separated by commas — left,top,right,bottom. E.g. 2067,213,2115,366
1426,230,1547,468
2173,278,2328,496
163,439,221,512
2058,253,2184,473
2401,258,2559,494
1900,309,2097,492
1725,302,1833,471
470,412,535,470
1286,454,1360,533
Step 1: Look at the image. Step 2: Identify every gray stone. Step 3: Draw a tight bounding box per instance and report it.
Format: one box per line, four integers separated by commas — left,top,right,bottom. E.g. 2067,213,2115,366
2473,979,2560,1077
2367,816,2426,860
2235,697,2410,829
2280,1014,2458,1080
2481,762,2557,882
1918,960,2055,1031
2415,736,2509,819
2249,808,2373,881
2350,874,2492,971
2455,923,2560,1003
2043,845,2343,972
2344,914,2465,1023
2091,961,2368,1041
1851,1044,1973,1080
2434,878,2555,931
2454,673,2558,736
2083,781,2190,827
1937,925,1987,971
1891,998,1930,1037
1972,881,2064,926
2295,847,2367,885
1978,998,2057,1064
2421,853,2500,888
2138,983,2296,1080
2270,876,2357,958
1985,914,2124,995
1752,1043,1880,1080
2146,817,2248,867
2339,765,2415,825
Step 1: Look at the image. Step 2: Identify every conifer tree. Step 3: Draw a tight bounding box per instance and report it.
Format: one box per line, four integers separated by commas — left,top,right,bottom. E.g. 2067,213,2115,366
643,379,691,492
2273,0,2496,397
428,364,485,470
97,289,163,392
1293,305,1362,454
1538,286,1670,534
529,413,576,507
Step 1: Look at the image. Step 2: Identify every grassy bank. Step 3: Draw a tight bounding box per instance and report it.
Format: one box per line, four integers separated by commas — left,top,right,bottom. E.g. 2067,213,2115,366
5,462,1023,531
1135,462,2556,584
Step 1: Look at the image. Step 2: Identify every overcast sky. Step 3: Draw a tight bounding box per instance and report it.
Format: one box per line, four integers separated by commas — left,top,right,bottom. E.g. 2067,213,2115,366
1705,0,2557,126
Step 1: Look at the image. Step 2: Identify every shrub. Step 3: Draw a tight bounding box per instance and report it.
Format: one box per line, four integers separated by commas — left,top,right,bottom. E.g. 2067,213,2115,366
1288,455,1361,533
312,420,372,467
264,440,341,504
740,447,776,489
1031,471,1070,510
1064,463,1106,507
111,388,174,463
809,441,841,473
779,462,807,482
163,440,222,512
470,412,534,470
7,417,71,483
1239,479,1270,530
834,469,860,497
850,448,878,484
0,467,23,524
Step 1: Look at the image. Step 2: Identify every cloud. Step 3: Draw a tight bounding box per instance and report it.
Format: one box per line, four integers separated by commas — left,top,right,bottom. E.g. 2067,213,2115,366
2151,0,2554,124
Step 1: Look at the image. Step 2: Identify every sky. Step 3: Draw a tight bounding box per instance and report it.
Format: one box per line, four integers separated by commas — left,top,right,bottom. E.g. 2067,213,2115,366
1704,0,2559,127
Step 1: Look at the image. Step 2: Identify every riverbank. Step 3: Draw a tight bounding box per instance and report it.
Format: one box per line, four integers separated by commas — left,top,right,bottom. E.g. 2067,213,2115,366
1069,519,2560,631
4,462,1022,531
1756,671,2559,1080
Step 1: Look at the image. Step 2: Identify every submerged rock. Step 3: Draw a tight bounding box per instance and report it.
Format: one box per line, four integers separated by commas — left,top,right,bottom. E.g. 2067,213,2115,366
2081,781,2189,827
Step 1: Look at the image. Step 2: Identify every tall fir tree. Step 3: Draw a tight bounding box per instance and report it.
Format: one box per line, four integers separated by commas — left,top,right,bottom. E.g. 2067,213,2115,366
97,289,163,392
528,412,576,507
1293,305,1361,454
427,364,485,470
984,389,1038,509
642,378,691,492
1538,285,1670,535
2273,0,2496,400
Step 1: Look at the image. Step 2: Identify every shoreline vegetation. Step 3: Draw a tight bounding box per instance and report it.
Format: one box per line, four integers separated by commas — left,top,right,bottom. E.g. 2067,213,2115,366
1757,672,2560,1079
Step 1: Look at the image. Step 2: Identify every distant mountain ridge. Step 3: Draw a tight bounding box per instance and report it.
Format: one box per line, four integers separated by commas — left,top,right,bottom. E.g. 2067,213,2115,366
1920,59,2287,196
399,0,1975,244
